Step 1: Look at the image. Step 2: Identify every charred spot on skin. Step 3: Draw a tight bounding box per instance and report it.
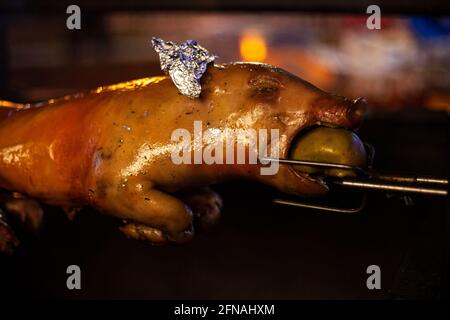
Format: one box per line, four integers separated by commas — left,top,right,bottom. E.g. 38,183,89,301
95,180,108,199
100,149,112,160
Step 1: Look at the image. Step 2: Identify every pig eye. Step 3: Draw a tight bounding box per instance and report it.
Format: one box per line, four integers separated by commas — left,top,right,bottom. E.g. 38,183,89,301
248,75,282,100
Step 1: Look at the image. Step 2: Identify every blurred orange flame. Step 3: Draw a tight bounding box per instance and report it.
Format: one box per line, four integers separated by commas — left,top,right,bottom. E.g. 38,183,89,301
239,31,267,62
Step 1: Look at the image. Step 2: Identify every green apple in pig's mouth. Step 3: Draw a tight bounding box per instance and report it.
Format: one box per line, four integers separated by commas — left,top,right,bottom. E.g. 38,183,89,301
290,126,367,178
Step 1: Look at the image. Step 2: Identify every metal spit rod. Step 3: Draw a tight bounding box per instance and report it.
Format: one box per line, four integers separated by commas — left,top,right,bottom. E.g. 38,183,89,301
262,157,448,196
332,179,447,196
273,196,367,214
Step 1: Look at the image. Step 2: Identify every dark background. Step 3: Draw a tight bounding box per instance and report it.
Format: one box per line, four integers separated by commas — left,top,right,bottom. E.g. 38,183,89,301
0,0,449,299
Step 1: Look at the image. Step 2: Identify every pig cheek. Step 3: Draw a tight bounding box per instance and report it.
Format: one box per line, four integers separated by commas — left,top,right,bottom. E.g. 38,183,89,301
241,90,281,125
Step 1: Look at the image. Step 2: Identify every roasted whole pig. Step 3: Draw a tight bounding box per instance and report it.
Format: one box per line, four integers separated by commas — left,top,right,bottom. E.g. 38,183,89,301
0,63,366,252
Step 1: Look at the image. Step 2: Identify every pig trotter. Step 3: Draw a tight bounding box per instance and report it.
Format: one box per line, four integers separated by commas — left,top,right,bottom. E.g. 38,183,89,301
119,219,194,245
181,187,223,232
0,191,44,254
119,222,170,245
0,192,44,233
0,208,19,254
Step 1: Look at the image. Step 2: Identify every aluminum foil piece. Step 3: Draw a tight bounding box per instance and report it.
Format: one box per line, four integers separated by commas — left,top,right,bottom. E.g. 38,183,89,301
151,37,216,98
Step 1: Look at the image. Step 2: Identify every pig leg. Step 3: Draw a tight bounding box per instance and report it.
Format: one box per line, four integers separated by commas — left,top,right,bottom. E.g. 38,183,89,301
0,208,19,254
119,187,221,244
96,182,194,244
180,187,222,232
0,191,45,253
0,192,44,232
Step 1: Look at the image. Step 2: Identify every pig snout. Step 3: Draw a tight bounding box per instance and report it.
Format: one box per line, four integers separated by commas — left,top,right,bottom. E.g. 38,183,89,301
313,95,367,130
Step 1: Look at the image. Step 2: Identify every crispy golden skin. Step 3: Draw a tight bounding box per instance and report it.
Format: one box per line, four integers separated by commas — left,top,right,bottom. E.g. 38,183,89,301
0,63,366,246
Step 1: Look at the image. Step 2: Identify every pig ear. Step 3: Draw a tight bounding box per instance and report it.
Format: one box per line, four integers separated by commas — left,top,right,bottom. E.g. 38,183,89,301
314,96,367,130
